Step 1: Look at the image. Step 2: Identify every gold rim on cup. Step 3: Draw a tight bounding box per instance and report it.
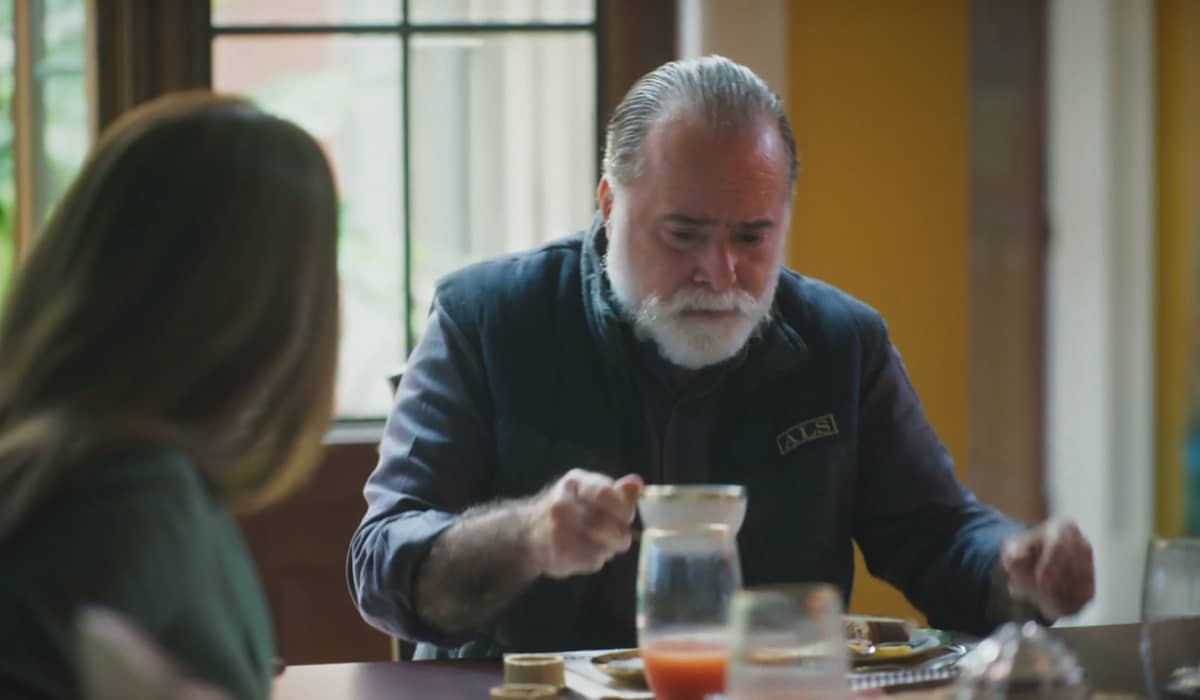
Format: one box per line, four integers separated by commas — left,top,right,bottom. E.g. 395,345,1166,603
642,523,735,538
640,484,746,502
1148,537,1200,550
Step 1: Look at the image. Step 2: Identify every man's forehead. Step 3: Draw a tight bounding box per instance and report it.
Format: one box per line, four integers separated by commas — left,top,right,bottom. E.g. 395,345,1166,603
660,211,777,230
639,114,790,183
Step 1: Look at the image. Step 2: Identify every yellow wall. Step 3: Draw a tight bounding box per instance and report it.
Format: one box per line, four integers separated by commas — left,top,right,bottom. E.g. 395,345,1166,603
1154,0,1200,537
787,0,969,621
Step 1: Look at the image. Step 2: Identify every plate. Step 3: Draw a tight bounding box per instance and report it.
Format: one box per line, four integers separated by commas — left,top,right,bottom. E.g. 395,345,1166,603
590,631,954,685
848,629,953,665
590,649,647,685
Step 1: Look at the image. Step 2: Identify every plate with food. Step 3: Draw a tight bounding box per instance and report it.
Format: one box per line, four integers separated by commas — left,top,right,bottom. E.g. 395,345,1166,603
843,615,954,665
590,649,647,686
588,616,955,685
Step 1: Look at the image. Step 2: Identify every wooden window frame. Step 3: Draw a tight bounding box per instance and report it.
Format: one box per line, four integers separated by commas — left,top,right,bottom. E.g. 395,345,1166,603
89,0,676,664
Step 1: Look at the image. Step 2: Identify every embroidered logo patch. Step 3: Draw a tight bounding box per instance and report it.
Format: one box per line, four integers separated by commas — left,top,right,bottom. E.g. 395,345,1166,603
776,414,839,455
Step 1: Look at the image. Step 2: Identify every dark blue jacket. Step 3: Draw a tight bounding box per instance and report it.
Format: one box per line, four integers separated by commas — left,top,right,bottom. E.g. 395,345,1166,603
348,218,1020,658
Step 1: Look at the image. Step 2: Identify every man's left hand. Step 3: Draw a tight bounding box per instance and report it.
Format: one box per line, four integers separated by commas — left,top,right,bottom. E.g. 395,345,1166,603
1001,517,1096,620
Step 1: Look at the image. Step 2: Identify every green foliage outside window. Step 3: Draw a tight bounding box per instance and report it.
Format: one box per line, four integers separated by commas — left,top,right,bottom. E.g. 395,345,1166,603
0,0,88,304
0,1,16,301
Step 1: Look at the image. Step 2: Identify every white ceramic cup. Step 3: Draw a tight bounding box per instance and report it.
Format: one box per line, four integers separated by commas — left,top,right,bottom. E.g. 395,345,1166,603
637,484,748,534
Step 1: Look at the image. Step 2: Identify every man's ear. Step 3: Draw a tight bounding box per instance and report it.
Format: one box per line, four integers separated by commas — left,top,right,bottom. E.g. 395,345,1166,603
597,176,615,222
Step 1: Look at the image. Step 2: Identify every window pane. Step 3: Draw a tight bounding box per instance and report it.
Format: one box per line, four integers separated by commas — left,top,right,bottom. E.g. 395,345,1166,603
0,0,87,297
409,31,596,340
211,0,402,27
39,0,88,222
409,0,593,25
0,1,14,298
214,35,405,419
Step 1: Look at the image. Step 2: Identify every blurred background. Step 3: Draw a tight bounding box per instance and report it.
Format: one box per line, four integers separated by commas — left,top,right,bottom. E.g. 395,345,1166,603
0,0,1195,663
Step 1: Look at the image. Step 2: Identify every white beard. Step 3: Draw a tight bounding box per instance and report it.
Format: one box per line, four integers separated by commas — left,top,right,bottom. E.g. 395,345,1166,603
604,223,778,370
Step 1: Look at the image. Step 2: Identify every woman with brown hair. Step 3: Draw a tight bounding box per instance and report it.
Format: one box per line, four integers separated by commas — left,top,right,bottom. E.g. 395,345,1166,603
0,93,340,699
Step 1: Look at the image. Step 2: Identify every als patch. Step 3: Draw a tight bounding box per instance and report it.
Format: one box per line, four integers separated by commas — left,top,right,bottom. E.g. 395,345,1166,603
776,414,839,455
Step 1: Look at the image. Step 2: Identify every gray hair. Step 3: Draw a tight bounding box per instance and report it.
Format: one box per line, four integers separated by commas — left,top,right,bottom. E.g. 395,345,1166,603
602,55,799,186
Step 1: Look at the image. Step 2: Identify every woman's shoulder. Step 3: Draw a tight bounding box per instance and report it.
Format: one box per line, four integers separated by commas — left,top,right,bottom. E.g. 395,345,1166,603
62,443,226,531
0,444,225,698
74,443,210,503
2,443,215,595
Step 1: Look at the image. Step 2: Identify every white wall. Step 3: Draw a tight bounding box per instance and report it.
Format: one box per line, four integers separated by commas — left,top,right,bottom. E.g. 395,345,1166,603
680,0,1157,625
676,0,788,103
1046,0,1156,625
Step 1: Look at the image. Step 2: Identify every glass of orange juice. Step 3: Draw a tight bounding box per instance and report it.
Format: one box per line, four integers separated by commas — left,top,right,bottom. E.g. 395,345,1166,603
637,524,741,700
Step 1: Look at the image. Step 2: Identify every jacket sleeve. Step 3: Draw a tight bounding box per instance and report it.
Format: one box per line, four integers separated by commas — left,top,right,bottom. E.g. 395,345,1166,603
346,300,495,645
851,318,1023,635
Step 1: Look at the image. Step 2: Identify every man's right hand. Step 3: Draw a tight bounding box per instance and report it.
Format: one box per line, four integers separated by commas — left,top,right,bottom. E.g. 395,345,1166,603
412,468,645,636
522,469,644,579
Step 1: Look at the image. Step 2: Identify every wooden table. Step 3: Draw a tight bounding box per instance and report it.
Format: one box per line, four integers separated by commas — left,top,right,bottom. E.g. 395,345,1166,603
272,623,1147,699
272,659,500,699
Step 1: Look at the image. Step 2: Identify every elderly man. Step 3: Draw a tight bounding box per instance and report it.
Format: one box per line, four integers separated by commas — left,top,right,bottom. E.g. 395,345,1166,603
348,56,1094,659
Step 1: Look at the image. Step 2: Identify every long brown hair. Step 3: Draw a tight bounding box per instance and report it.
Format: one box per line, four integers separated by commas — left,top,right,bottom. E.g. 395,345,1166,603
0,93,340,538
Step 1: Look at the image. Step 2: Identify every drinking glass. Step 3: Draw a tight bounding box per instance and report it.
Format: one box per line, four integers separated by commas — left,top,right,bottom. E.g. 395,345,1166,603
724,584,850,700
637,524,742,700
1141,538,1200,700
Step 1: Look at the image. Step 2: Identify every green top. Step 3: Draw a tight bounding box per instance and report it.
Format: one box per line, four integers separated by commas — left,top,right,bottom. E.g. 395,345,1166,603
0,446,274,699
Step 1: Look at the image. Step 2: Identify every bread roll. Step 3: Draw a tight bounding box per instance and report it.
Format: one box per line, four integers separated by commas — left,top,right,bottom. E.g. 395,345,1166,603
843,614,914,644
